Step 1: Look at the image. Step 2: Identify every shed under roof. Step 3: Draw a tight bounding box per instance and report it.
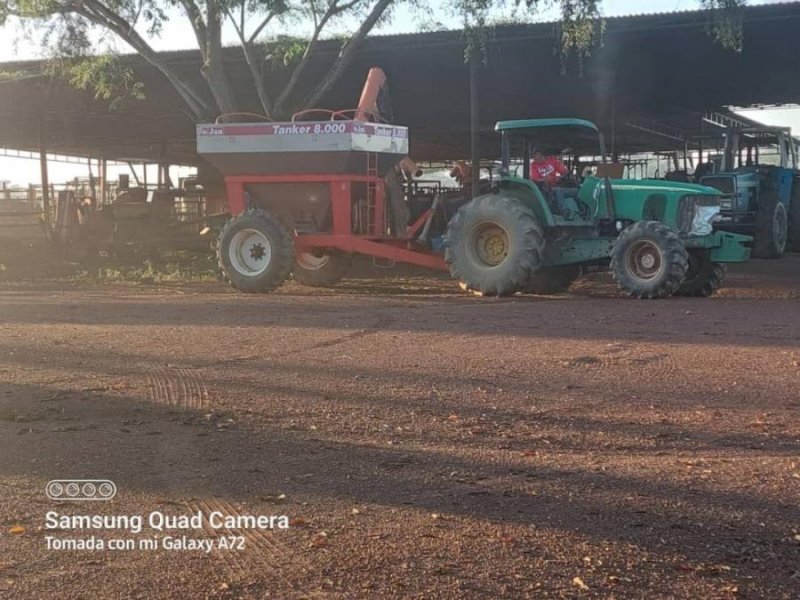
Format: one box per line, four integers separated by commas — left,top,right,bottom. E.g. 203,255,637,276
0,2,798,164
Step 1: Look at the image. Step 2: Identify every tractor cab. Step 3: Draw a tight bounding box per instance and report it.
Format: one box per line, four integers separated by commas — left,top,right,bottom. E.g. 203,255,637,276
495,118,611,227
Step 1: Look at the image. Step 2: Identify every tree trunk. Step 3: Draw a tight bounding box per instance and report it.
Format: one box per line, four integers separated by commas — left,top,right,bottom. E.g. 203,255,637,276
301,0,393,111
241,43,273,118
202,9,238,117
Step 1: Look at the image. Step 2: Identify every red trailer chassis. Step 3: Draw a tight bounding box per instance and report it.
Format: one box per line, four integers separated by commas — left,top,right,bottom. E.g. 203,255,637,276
223,172,448,271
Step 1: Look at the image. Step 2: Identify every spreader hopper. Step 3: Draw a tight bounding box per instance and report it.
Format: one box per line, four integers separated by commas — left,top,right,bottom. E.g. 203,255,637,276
197,120,409,176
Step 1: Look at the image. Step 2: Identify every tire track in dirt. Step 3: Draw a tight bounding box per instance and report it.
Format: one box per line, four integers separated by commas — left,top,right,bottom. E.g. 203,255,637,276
144,364,209,410
560,343,685,386
185,496,322,593
207,496,313,571
282,312,395,359
184,498,251,580
220,313,395,364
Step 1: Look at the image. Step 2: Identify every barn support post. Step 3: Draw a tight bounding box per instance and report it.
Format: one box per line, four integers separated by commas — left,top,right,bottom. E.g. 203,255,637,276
38,116,50,225
87,158,97,205
469,52,480,199
100,158,107,205
611,95,617,161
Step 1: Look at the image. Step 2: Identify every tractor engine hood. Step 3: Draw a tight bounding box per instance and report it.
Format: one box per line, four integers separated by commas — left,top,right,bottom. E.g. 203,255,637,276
610,179,723,197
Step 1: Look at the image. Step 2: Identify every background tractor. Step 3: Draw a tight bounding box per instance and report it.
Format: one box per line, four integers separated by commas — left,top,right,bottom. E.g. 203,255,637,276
701,126,800,258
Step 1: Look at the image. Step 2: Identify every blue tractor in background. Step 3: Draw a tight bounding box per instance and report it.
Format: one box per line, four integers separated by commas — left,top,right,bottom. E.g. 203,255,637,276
701,126,800,258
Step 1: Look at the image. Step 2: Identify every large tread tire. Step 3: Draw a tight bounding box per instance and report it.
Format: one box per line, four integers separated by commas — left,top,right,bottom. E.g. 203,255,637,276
217,208,294,293
753,191,788,259
293,251,352,287
788,178,800,253
675,250,726,297
611,221,688,299
522,265,581,294
444,194,545,296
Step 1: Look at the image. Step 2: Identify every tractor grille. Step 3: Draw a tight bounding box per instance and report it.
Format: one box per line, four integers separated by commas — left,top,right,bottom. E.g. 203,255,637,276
678,195,720,234
718,194,735,212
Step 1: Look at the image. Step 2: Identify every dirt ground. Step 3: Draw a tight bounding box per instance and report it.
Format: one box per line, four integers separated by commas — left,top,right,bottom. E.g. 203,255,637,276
0,256,798,599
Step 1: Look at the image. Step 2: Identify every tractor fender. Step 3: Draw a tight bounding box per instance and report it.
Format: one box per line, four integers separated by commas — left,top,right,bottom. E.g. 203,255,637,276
497,179,556,227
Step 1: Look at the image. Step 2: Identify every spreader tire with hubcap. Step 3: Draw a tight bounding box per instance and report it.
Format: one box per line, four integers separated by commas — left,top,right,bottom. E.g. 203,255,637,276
444,194,545,296
753,191,788,259
293,251,352,287
218,209,294,293
675,250,726,297
522,265,581,294
611,221,688,299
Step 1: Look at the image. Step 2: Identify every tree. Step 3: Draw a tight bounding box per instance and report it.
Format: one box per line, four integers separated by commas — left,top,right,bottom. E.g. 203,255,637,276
0,0,399,120
0,0,748,122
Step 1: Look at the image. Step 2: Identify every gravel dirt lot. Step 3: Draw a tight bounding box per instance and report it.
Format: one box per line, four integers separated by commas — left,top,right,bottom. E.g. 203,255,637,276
0,257,799,599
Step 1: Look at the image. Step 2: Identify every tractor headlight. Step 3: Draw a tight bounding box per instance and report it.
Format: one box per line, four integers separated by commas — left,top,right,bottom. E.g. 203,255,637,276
678,195,721,236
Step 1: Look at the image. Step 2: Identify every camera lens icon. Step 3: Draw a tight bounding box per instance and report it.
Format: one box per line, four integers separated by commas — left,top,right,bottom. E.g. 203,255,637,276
46,480,116,501
47,482,64,498
98,483,114,498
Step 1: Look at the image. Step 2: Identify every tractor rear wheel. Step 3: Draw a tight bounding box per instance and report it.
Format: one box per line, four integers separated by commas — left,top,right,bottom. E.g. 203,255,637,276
753,191,788,258
611,221,688,299
444,194,544,296
522,265,581,294
675,250,726,297
293,251,352,287
788,178,800,253
217,209,294,293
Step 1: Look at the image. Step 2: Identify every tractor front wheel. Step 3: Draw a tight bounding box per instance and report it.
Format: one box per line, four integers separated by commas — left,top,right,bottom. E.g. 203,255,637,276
611,221,688,299
675,250,726,297
217,209,294,293
753,192,788,258
293,251,352,287
444,194,544,296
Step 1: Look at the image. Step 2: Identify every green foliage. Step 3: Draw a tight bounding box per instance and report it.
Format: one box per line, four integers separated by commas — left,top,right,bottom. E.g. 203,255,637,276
76,257,219,284
459,0,745,72
0,0,751,118
45,54,146,109
701,0,746,52
457,0,604,69
554,0,604,74
0,69,26,80
263,35,307,67
454,0,512,60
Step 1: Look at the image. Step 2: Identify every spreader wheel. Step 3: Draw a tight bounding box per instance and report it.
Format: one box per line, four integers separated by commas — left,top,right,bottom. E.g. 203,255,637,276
293,251,352,287
611,221,688,299
444,194,545,296
675,250,726,297
217,209,294,293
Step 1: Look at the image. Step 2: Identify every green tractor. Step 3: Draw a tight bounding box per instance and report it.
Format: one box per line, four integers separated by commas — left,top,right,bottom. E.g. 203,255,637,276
444,119,751,298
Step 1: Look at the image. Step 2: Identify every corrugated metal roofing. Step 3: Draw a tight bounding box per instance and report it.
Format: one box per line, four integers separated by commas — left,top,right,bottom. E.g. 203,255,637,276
0,2,798,161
